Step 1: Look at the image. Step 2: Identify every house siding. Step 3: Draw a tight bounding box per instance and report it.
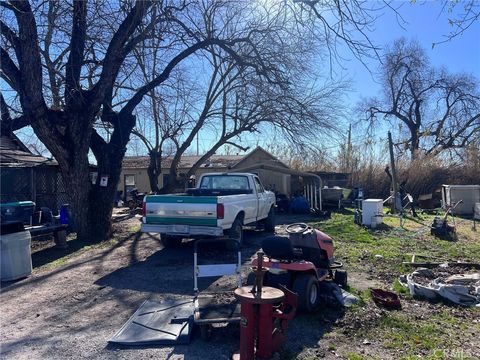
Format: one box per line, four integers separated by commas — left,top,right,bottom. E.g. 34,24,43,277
119,147,292,196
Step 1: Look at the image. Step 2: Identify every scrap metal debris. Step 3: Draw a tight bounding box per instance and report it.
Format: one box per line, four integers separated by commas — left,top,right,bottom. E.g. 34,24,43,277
399,265,480,307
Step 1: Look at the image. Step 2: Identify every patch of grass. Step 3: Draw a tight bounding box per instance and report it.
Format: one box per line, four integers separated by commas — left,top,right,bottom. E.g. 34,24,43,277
355,309,480,358
34,236,120,271
346,285,371,304
379,315,441,350
327,343,336,351
346,353,362,360
308,210,479,358
310,209,480,278
392,279,410,296
129,224,140,232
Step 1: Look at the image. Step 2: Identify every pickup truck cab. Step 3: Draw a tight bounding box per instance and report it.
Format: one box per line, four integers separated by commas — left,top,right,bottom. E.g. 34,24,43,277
141,173,276,246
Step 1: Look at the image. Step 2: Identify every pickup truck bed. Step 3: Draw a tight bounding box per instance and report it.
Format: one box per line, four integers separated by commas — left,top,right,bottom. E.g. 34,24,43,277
185,188,253,196
141,173,276,245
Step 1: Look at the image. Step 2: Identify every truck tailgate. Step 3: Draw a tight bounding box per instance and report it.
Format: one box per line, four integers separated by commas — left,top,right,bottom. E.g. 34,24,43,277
144,195,218,226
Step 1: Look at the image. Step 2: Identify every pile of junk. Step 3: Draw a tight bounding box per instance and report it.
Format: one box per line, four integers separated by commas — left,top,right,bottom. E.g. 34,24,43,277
399,256,480,307
109,223,356,359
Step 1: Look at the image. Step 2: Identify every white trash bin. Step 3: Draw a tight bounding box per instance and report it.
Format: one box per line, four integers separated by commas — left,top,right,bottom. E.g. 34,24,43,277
1,223,32,281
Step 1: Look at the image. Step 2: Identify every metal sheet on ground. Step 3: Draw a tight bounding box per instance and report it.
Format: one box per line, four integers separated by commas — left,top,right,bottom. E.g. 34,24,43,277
109,299,195,345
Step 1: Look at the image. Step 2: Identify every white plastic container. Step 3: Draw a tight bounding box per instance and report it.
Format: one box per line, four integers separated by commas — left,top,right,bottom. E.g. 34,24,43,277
0,230,32,281
362,199,384,227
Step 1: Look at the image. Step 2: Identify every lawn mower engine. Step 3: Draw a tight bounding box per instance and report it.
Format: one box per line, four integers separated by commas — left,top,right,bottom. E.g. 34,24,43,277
252,223,347,312
431,217,456,238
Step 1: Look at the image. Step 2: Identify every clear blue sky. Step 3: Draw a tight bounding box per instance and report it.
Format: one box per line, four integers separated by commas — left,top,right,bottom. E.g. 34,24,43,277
344,0,480,108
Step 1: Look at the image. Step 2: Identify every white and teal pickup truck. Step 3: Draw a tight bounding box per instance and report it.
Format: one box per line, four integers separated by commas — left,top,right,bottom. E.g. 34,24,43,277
141,173,276,246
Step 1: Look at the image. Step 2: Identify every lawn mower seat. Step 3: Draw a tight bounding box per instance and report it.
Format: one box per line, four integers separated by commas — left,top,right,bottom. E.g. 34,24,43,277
290,228,331,269
262,235,300,261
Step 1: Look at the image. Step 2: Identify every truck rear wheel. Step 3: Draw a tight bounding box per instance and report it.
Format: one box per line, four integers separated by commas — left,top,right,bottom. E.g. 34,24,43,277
228,217,243,247
161,235,182,248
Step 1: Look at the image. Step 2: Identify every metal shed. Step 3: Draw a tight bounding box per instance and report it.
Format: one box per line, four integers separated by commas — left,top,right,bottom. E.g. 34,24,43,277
442,185,480,215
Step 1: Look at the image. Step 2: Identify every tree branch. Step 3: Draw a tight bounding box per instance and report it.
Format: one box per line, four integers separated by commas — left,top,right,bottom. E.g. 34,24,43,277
0,19,20,54
11,0,46,116
93,0,152,108
0,46,21,91
64,0,87,108
120,37,260,116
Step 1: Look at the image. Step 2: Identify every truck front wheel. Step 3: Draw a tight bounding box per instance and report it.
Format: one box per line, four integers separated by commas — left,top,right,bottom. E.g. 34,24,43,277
228,217,244,247
264,207,275,232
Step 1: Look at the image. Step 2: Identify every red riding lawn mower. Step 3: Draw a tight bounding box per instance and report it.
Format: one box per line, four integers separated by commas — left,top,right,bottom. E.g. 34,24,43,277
250,223,347,312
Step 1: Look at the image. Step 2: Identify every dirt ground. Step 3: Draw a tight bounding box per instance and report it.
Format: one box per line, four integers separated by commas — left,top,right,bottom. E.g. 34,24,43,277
1,212,478,360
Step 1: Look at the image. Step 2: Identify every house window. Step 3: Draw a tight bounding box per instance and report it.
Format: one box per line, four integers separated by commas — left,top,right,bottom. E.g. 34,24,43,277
124,175,136,201
125,175,135,186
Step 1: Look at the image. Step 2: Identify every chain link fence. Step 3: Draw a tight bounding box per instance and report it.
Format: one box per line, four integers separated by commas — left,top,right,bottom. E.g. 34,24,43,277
1,165,68,213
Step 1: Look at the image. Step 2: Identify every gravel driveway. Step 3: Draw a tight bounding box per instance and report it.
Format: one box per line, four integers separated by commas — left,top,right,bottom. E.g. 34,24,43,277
0,216,300,360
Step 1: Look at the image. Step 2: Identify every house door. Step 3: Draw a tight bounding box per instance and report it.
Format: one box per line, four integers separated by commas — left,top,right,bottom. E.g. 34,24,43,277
124,174,136,201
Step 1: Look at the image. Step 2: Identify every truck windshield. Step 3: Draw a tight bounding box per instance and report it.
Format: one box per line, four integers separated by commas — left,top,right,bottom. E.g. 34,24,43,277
199,175,250,190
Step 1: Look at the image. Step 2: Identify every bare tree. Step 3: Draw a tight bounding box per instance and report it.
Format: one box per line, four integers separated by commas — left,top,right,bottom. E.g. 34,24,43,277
1,0,394,241
363,38,480,161
132,44,198,193
132,1,350,192
148,49,348,192
132,77,195,193
0,0,285,242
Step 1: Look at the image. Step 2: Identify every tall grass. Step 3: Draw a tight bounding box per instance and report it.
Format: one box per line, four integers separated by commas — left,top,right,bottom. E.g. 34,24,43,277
349,148,479,199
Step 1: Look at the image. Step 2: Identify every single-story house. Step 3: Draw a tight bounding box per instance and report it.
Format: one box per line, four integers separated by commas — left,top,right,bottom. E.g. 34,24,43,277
119,147,323,209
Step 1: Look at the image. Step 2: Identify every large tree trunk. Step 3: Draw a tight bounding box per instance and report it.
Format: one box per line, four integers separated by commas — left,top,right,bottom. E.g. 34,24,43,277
30,111,99,242
87,176,118,242
30,109,128,243
147,150,161,193
63,162,94,241
163,163,184,193
86,112,136,242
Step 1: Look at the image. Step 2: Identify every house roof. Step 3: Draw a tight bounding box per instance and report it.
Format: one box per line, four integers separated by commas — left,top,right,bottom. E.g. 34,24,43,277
122,154,245,170
233,146,290,169
0,133,56,167
122,146,289,171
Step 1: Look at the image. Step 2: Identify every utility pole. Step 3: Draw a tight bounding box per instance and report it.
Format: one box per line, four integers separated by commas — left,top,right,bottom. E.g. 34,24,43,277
388,131,398,214
346,124,352,172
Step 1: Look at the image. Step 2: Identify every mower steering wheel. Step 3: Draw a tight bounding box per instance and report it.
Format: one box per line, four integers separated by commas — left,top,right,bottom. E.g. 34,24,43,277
285,223,309,234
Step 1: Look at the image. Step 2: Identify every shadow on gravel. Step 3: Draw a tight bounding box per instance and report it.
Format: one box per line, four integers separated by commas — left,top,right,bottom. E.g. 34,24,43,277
30,231,139,270
0,231,140,293
95,230,264,296
279,304,346,359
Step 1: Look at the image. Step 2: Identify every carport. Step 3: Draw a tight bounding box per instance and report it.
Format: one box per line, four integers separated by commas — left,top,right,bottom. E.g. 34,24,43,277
230,163,323,211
